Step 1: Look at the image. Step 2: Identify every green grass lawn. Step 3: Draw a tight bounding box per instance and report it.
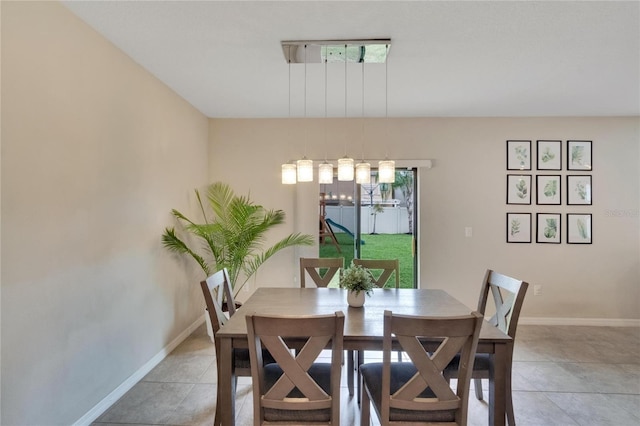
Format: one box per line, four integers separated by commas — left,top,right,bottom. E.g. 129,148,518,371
319,232,415,288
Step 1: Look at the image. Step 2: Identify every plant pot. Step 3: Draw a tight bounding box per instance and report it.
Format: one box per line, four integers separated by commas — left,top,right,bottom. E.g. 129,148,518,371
347,290,365,308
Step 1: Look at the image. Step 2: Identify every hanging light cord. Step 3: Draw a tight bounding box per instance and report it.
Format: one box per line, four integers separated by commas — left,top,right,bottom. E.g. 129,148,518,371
385,44,389,159
361,60,365,161
304,44,307,157
288,45,291,119
324,51,328,160
344,44,348,156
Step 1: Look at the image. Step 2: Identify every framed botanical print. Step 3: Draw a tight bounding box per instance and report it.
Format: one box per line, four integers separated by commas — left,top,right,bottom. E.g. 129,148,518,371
536,175,561,205
567,175,592,205
567,213,592,244
567,140,592,170
536,140,562,170
507,213,531,243
507,174,532,204
536,213,561,244
507,140,532,170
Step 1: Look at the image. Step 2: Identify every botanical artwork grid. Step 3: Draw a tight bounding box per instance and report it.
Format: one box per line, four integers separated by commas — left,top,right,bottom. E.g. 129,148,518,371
506,140,593,244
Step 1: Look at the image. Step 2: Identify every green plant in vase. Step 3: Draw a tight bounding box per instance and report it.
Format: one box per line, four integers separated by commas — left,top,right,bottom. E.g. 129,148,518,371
162,182,314,296
340,263,375,308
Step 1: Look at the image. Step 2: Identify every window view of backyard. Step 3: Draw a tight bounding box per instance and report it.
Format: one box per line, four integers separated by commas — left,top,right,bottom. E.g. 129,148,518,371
319,170,416,288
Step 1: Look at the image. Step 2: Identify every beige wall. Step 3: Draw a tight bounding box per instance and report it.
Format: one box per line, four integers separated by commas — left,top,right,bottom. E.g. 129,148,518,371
1,2,209,424
1,1,638,425
209,117,640,320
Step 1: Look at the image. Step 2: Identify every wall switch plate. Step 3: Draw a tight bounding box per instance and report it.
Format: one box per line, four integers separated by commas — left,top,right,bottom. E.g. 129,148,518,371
534,284,542,296
465,227,473,237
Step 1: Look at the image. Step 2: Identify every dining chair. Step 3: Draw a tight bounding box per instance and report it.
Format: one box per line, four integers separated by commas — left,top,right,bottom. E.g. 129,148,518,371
200,268,274,425
300,257,344,288
351,258,400,402
359,310,483,426
246,311,345,425
352,258,399,288
300,257,354,396
444,269,529,426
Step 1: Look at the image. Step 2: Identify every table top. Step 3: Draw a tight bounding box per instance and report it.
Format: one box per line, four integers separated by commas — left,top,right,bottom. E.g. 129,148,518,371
217,288,511,343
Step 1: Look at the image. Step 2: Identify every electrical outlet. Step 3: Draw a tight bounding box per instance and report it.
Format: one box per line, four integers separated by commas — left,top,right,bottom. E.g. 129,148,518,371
465,227,473,237
534,284,542,296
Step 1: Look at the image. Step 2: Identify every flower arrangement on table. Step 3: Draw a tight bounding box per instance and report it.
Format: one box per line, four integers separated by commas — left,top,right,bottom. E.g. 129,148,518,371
340,263,375,307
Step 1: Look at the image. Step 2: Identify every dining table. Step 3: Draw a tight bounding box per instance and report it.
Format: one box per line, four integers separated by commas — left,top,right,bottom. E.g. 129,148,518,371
215,287,512,426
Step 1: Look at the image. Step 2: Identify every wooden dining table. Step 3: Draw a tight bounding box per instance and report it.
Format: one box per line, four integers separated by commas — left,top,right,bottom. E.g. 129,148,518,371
215,287,512,426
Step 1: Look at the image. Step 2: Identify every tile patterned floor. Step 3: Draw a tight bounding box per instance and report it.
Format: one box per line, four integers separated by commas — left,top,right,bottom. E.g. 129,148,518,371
93,324,640,426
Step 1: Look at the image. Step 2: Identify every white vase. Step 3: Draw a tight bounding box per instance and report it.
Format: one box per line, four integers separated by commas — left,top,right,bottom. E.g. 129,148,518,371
347,290,365,308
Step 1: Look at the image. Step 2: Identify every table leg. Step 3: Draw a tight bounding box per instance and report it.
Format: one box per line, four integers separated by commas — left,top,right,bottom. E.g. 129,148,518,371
218,337,236,426
489,341,508,426
346,350,354,396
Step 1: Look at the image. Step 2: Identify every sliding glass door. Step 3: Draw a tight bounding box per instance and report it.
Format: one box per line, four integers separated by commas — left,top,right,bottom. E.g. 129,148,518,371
319,168,417,288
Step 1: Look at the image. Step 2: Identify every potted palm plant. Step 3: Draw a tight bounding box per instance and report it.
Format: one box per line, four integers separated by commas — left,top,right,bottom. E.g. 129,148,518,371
162,182,314,297
340,262,374,308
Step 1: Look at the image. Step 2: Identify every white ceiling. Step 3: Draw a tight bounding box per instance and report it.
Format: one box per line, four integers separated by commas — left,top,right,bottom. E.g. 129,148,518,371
63,0,639,119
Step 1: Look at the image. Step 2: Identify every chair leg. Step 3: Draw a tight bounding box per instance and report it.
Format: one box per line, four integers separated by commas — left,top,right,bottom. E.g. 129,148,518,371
474,378,484,400
214,392,221,426
506,373,515,425
357,350,364,404
360,384,371,426
347,350,354,396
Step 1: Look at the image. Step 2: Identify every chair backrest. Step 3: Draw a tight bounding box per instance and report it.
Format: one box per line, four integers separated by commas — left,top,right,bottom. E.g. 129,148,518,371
200,268,236,335
478,269,529,339
246,311,345,425
381,310,483,425
300,257,343,288
353,258,399,288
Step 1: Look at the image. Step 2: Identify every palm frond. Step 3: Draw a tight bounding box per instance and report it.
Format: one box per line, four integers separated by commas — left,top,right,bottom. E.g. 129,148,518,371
161,227,210,276
239,233,314,292
163,182,313,294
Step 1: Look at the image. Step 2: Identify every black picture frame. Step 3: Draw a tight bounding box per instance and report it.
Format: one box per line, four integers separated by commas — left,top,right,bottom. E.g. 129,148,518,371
567,175,592,205
507,213,532,243
567,140,592,171
536,175,561,205
507,174,532,205
536,140,562,170
567,213,592,244
507,140,532,170
536,213,561,244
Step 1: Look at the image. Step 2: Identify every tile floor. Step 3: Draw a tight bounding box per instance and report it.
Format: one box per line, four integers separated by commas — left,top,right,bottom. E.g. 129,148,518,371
93,324,640,426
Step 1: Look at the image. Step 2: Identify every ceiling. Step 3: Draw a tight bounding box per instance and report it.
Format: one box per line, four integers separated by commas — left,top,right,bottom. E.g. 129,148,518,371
63,1,639,119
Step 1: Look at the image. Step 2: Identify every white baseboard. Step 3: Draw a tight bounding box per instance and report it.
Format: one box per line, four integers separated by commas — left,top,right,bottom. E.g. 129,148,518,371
520,316,640,327
73,316,206,426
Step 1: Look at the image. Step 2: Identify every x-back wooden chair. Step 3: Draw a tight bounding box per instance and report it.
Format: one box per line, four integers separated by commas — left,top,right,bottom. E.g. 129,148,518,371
360,310,483,426
351,258,400,401
445,269,529,426
300,257,344,288
200,268,274,425
353,258,399,288
246,311,345,425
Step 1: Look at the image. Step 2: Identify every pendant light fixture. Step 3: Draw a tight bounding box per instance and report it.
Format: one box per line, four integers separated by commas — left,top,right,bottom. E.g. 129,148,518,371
296,158,313,182
281,45,297,184
355,58,371,185
279,40,391,184
338,44,354,181
318,52,334,184
296,44,314,182
378,44,395,184
281,163,297,184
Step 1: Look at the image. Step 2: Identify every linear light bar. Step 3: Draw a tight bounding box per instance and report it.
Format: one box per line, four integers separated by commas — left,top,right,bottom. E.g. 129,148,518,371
281,39,391,64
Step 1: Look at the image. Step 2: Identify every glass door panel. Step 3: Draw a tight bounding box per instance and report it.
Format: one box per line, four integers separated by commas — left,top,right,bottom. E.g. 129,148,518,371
320,169,417,289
